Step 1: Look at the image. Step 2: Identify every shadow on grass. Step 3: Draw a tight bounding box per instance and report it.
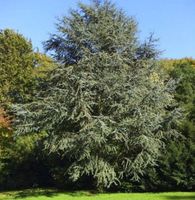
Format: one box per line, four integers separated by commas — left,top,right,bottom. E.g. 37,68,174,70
162,195,195,200
13,189,60,199
13,189,95,199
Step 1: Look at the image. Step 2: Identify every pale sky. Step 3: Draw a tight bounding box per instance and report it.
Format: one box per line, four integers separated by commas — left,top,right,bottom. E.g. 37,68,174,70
1,0,195,58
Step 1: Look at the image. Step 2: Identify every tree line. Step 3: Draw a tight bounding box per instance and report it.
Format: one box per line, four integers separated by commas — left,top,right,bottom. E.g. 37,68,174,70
0,0,194,192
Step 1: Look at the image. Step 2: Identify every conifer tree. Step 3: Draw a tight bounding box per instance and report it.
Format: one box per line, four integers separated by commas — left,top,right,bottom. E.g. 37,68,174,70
12,0,180,187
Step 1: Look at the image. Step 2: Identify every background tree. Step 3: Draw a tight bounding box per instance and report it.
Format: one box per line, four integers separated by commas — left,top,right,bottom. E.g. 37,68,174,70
12,1,180,188
127,59,195,192
157,59,195,191
0,29,56,190
0,29,34,103
0,29,56,103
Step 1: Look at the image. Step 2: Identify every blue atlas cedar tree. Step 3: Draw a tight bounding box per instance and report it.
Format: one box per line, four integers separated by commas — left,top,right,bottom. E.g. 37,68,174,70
12,0,181,187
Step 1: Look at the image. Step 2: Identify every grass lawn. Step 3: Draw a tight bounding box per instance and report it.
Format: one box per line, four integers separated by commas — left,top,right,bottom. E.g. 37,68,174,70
0,189,195,200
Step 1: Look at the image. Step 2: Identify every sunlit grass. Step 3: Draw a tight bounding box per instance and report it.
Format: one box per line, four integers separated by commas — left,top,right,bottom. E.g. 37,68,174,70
0,189,195,200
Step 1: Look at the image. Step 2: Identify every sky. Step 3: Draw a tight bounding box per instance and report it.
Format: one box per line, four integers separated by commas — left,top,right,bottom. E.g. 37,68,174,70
0,0,195,59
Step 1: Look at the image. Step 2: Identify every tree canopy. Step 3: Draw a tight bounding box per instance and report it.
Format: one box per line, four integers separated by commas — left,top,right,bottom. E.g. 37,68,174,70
0,29,35,103
0,29,57,190
0,29,56,104
12,1,180,188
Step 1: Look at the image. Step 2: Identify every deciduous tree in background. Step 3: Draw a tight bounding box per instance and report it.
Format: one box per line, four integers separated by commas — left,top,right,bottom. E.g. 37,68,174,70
0,29,56,190
0,29,34,103
0,29,56,103
159,59,195,190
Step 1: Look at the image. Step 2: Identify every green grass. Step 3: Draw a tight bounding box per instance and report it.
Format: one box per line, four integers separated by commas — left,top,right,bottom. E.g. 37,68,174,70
0,189,195,200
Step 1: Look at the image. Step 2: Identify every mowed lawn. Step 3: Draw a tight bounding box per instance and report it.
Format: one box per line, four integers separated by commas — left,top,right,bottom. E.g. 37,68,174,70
0,189,195,200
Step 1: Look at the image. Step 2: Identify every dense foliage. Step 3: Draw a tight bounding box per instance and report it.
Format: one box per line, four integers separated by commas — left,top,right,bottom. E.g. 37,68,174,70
12,1,179,188
0,29,56,190
0,1,194,192
121,59,195,192
0,29,34,103
0,29,56,104
154,59,195,191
